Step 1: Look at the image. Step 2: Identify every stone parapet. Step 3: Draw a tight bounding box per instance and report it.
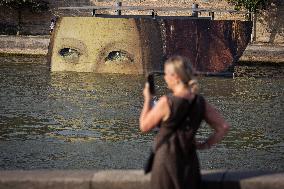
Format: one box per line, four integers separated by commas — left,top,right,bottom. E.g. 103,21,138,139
0,169,283,189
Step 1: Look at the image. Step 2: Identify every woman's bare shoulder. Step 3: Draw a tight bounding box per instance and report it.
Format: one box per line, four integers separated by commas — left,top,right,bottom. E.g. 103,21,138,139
157,95,169,107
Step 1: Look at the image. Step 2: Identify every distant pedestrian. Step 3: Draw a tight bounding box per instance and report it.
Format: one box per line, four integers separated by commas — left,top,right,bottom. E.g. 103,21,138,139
50,18,55,34
140,55,230,189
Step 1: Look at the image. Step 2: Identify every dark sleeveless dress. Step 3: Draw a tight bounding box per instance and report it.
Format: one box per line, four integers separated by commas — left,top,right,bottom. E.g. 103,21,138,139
151,94,206,189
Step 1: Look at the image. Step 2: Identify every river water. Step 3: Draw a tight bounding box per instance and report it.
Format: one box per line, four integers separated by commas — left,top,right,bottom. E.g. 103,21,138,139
0,61,283,170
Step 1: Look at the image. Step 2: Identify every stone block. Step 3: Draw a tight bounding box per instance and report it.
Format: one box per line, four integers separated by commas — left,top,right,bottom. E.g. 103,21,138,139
91,170,150,189
0,170,95,189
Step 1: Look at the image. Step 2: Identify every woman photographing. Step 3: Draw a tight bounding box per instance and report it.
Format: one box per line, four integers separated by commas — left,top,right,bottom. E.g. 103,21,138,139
139,55,230,189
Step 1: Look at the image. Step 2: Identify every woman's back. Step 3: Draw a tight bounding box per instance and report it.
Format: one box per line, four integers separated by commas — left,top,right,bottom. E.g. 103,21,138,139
151,94,206,189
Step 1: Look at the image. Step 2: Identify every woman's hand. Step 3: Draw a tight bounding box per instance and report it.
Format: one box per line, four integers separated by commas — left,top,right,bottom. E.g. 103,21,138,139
139,95,169,133
143,82,152,101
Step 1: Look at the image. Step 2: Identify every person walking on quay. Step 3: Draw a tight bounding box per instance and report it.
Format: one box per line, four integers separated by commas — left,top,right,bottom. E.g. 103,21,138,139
50,18,56,34
139,55,230,189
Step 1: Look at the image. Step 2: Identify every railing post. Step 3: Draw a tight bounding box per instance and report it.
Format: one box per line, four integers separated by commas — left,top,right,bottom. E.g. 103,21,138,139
252,12,257,42
151,9,157,19
209,12,214,20
192,3,198,17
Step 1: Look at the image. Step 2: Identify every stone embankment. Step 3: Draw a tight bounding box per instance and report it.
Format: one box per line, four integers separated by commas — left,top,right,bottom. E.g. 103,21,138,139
0,169,283,189
1,36,283,63
233,43,284,77
0,35,49,56
0,35,283,77
0,35,49,64
240,43,284,63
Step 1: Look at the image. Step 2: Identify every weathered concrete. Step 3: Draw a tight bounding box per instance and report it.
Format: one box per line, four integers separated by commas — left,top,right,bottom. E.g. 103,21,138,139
0,0,91,35
0,35,49,55
92,170,150,189
254,0,284,44
0,170,283,189
0,170,95,189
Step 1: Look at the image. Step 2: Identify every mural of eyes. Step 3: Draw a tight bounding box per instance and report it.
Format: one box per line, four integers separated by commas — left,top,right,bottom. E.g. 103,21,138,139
50,17,163,73
104,50,134,64
58,48,81,63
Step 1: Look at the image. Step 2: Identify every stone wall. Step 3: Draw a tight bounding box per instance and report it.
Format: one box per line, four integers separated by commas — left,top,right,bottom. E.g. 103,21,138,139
0,35,49,55
254,0,284,44
0,170,283,189
239,43,284,63
0,0,283,44
0,0,91,35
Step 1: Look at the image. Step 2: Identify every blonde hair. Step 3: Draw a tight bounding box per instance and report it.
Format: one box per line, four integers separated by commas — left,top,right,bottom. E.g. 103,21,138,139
165,55,199,94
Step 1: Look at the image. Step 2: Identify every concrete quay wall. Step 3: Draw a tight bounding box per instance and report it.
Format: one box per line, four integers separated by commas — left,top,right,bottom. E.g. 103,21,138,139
0,169,283,189
0,35,49,55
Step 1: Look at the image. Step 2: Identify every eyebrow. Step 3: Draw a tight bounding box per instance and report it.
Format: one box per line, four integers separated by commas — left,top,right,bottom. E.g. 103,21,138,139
58,38,88,55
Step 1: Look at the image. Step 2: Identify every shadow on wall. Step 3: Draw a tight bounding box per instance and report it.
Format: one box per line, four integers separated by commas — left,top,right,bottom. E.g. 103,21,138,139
48,16,252,74
258,0,284,43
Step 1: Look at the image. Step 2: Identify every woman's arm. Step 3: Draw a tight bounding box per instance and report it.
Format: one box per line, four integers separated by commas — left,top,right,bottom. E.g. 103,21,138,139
139,83,170,133
197,100,230,150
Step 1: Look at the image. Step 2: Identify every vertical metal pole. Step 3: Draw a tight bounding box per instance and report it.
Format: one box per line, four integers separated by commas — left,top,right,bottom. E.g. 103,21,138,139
210,12,214,20
252,12,257,42
152,10,157,19
92,9,96,17
115,0,122,16
192,3,198,17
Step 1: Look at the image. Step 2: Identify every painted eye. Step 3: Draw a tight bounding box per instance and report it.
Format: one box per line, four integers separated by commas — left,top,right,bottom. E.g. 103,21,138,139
105,51,134,63
59,48,81,60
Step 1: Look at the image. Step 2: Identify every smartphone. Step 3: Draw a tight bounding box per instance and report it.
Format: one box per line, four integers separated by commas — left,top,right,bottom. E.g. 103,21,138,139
147,73,155,95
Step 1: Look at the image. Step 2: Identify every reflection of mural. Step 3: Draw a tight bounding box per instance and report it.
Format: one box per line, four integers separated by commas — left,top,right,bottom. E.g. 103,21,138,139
49,16,252,74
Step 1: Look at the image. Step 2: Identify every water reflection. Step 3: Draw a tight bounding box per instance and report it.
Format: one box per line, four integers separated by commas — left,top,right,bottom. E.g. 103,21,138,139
0,62,283,170
45,72,151,142
0,115,52,140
